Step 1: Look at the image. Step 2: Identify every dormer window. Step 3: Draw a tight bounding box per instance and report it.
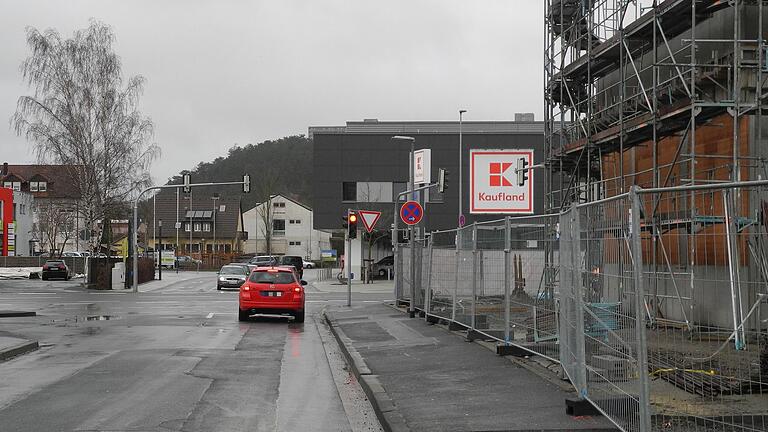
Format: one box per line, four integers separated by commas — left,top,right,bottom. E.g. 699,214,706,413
3,181,21,191
38,181,47,192
30,182,38,192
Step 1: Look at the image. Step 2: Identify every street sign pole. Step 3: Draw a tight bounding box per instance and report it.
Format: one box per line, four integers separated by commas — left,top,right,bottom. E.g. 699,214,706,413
347,207,352,307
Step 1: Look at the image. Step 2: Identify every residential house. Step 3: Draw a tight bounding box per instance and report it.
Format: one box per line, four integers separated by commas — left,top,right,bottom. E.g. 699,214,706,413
149,191,245,256
242,194,331,260
1,162,83,254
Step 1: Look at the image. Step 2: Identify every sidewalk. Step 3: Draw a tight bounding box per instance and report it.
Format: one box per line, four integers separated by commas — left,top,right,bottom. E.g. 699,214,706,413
324,302,617,432
138,270,214,292
311,275,395,294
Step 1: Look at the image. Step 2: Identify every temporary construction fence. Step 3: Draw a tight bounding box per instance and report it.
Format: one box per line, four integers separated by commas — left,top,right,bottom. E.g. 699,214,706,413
395,182,768,432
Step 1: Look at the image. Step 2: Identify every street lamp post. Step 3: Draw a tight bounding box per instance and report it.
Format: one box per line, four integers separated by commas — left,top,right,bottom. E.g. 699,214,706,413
392,135,417,318
459,109,467,227
211,194,220,266
158,219,163,281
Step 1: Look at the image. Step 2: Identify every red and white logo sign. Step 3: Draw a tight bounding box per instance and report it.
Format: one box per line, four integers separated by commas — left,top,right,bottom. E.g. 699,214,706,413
470,149,534,214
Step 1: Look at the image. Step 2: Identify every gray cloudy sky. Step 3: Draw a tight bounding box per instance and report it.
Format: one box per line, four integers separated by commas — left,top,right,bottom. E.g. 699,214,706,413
0,0,544,183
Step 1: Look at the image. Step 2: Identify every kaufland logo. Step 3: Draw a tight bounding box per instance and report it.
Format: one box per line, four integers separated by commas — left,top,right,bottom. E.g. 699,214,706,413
470,149,534,214
489,162,513,187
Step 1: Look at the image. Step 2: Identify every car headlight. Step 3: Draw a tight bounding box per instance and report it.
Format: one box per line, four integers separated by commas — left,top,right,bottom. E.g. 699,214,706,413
219,276,226,281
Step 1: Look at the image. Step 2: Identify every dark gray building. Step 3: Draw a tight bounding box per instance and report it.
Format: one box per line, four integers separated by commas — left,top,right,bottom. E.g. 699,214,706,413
310,118,546,233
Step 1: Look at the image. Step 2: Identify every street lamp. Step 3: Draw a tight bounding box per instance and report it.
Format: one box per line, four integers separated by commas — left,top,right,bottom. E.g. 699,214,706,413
158,219,163,281
211,194,220,263
459,109,467,227
392,135,417,318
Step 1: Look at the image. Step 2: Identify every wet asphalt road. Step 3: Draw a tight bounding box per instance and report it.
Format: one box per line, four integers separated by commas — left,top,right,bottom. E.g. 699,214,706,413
0,270,389,432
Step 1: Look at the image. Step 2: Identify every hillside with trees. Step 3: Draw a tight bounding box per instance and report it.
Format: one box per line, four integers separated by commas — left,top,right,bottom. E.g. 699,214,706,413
162,135,313,210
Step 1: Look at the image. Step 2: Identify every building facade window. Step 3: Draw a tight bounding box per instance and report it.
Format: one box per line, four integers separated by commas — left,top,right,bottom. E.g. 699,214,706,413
194,222,201,232
184,222,191,232
30,182,38,192
38,181,47,192
273,202,285,208
273,219,286,234
203,223,211,232
357,182,393,203
289,241,303,246
342,182,356,201
393,182,407,201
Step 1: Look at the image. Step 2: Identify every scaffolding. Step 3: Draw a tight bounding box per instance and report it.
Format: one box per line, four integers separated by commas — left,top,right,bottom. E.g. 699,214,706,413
545,1,768,430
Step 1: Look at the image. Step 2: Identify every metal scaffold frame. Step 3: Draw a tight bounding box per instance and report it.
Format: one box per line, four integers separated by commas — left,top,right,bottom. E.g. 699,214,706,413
545,1,768,430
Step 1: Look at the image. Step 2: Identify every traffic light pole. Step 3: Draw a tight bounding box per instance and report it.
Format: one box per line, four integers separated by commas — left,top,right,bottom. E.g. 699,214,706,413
347,207,352,307
132,177,249,293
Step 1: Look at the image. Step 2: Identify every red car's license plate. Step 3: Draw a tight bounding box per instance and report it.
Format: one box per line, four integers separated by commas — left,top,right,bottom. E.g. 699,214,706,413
261,291,283,297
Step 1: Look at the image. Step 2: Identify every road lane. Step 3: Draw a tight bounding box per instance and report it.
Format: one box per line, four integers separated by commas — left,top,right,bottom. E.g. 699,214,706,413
0,273,387,431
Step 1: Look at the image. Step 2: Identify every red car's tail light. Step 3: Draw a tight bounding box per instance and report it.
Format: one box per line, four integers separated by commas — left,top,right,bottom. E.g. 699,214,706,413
242,285,250,291
293,287,301,292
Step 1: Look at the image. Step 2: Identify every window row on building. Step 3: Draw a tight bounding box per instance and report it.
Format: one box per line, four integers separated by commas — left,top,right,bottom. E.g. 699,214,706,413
341,181,443,203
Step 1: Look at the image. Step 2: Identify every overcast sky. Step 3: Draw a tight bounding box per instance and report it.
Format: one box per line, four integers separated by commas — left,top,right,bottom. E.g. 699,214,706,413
0,0,544,183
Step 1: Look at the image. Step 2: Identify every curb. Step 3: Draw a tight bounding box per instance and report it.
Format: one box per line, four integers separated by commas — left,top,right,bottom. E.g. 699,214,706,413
323,311,410,432
0,311,36,318
0,340,39,362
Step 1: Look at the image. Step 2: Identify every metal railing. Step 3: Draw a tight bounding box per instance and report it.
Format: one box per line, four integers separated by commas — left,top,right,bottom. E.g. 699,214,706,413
395,181,768,432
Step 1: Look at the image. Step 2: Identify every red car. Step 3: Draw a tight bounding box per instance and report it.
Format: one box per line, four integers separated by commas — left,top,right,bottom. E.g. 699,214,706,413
239,267,306,322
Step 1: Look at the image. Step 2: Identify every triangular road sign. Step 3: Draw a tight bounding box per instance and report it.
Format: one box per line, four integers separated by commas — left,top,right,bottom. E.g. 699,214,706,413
358,210,382,233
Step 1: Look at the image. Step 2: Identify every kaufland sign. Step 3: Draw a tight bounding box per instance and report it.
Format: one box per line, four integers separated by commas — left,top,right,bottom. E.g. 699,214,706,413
470,149,534,214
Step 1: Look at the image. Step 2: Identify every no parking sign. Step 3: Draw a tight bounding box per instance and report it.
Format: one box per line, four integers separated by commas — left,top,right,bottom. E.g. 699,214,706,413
400,201,423,225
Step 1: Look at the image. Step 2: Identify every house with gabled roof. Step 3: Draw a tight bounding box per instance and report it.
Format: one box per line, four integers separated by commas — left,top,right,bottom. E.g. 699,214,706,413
1,162,84,254
242,194,331,260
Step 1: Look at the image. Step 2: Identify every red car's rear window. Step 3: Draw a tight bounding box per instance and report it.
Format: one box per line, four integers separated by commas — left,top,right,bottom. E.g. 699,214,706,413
249,271,295,284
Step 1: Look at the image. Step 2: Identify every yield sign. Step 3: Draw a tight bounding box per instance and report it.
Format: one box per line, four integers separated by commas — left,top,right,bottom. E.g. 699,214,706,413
358,210,382,233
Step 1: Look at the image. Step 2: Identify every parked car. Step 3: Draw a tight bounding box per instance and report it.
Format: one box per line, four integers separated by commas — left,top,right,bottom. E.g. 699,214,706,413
239,267,307,322
62,251,83,257
41,260,73,280
249,255,278,267
176,255,201,268
227,262,254,274
278,255,304,280
302,259,315,269
217,264,250,290
371,255,394,278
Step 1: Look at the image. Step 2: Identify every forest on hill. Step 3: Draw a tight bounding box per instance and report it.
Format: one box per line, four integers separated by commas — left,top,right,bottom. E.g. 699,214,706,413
161,135,313,210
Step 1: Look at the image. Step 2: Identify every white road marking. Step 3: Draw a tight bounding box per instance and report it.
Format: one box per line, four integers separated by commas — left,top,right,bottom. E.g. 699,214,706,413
206,312,215,319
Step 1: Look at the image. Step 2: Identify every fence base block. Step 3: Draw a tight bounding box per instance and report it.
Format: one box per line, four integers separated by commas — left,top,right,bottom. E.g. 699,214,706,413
565,397,601,417
466,329,494,342
408,310,416,318
448,321,467,331
395,299,409,308
496,343,533,357
425,315,440,324
418,310,425,318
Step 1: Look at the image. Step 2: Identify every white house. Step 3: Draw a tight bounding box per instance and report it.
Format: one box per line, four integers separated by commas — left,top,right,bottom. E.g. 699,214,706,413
242,195,331,260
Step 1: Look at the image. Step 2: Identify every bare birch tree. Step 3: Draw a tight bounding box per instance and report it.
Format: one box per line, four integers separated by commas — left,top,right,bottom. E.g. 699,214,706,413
12,20,158,252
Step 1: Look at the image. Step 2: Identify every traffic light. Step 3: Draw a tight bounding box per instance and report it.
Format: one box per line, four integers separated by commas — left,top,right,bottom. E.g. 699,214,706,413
347,211,358,239
183,174,191,193
516,157,529,187
243,174,250,193
438,168,448,193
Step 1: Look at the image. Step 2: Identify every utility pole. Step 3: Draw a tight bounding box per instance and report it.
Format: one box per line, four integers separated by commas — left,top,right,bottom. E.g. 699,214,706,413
211,194,219,265
175,188,179,256
158,219,162,281
347,207,352,307
392,135,417,318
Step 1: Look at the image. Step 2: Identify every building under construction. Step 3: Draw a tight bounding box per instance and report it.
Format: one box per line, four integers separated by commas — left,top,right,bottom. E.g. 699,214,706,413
545,0,767,430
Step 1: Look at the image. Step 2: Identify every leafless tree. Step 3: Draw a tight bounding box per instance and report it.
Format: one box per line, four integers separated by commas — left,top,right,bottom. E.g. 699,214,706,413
357,183,393,282
255,169,281,255
12,20,159,252
34,200,76,257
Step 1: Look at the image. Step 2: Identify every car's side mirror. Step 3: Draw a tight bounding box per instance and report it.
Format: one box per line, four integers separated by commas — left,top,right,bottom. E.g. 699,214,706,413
300,280,308,285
